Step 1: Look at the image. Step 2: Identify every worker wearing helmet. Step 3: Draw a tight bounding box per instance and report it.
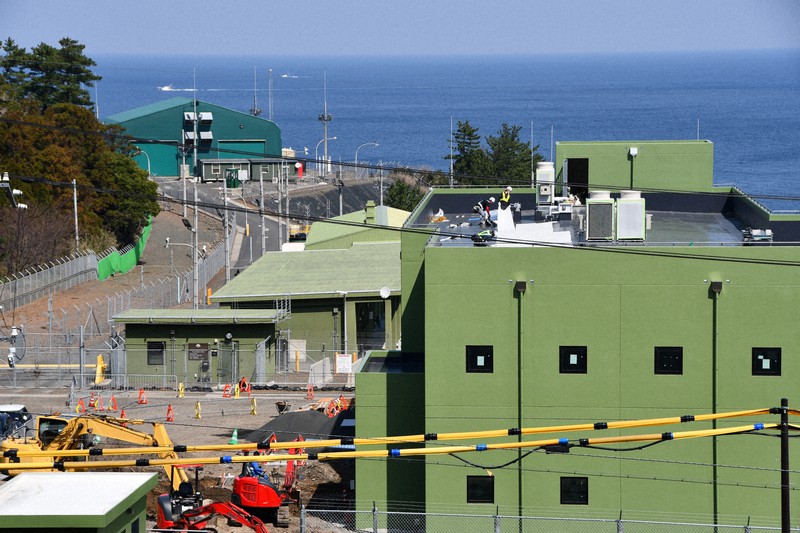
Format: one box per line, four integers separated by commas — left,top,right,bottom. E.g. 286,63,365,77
499,186,512,209
473,196,497,227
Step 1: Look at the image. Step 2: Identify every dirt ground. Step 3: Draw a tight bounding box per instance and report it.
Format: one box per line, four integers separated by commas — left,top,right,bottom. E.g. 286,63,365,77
0,388,354,532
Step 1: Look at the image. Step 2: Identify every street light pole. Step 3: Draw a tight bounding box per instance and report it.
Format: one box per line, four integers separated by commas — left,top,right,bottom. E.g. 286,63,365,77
315,136,337,177
193,182,199,309
354,142,379,180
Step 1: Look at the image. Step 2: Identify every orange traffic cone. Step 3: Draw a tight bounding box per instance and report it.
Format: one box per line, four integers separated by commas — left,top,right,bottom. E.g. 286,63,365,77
76,398,86,414
109,395,119,412
96,395,105,411
306,383,314,400
138,388,148,405
222,384,232,398
166,404,174,422
120,408,127,418
88,392,97,409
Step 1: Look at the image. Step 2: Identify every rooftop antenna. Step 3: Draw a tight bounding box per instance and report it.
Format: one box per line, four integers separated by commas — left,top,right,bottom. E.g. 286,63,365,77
697,118,700,140
250,66,261,116
268,68,273,121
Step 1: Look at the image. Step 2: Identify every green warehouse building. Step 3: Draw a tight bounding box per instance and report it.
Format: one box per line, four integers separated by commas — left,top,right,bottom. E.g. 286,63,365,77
106,97,284,179
114,203,406,389
354,140,800,529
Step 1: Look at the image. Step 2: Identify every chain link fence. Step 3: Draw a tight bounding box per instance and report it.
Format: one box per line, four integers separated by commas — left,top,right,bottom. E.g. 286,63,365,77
0,251,98,310
301,507,795,533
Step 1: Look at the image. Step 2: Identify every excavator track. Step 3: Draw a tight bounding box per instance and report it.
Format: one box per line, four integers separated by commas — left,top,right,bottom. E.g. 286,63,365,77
276,506,291,528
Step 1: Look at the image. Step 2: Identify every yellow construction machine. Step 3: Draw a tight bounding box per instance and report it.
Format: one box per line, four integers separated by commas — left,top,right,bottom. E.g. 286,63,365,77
0,413,189,490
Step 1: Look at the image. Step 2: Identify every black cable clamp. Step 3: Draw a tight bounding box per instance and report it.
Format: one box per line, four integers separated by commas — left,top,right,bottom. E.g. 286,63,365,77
508,428,521,436
594,422,608,430
89,448,103,456
424,433,438,441
680,415,695,423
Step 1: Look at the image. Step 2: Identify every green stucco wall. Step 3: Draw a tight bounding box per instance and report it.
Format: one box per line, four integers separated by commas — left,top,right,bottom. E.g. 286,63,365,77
355,360,426,524
415,244,799,524
555,140,714,193
124,323,275,385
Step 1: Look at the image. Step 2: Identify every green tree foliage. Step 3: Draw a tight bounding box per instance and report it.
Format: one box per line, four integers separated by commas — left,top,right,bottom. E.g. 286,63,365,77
384,177,426,212
1,37,100,108
0,38,159,276
446,120,492,185
446,120,544,186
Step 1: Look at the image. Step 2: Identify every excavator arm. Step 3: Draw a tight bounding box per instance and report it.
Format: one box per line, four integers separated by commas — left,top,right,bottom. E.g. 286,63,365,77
3,414,188,490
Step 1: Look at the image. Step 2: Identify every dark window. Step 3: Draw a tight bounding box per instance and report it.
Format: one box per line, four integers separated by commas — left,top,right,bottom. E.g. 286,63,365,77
654,346,683,375
147,341,166,366
560,476,588,505
752,347,781,376
467,475,494,503
466,345,493,373
559,346,587,373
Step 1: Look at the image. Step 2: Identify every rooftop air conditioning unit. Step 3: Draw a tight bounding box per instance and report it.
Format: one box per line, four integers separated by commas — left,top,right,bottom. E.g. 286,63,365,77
586,198,615,241
616,191,646,240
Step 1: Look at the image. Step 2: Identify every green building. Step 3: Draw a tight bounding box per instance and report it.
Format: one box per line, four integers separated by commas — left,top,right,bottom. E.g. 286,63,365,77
114,203,406,388
0,472,156,532
106,97,281,178
355,140,800,528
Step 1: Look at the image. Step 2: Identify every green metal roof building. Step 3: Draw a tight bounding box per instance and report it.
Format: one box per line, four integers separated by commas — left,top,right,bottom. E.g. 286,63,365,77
354,140,800,529
114,203,406,389
106,97,281,178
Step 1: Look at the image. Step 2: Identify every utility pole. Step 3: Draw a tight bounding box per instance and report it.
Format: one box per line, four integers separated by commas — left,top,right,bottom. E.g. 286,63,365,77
73,179,79,252
268,68,274,121
223,177,230,282
193,182,199,309
318,71,332,178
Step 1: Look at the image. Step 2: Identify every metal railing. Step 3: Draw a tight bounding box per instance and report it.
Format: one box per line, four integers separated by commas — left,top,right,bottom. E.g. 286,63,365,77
301,507,796,533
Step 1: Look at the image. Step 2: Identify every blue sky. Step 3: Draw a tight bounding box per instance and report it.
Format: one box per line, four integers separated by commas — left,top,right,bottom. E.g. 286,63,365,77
2,0,799,57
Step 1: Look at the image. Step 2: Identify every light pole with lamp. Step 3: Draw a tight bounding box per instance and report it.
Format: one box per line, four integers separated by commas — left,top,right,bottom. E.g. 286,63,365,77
134,147,151,180
315,136,337,176
354,142,378,180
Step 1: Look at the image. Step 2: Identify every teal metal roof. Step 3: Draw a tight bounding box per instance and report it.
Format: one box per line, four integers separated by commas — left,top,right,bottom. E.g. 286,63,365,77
112,308,284,324
105,97,193,124
212,241,401,303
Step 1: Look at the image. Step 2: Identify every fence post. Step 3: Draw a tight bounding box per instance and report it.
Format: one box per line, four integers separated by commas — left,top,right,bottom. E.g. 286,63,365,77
373,501,378,533
299,504,305,533
494,506,501,533
617,510,624,533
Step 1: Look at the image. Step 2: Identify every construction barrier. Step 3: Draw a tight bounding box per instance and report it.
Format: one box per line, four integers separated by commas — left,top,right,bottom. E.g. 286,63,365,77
166,404,174,422
195,402,202,419
137,388,148,405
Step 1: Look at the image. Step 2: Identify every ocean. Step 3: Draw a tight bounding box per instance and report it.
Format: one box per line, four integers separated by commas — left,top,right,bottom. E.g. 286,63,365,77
93,51,800,210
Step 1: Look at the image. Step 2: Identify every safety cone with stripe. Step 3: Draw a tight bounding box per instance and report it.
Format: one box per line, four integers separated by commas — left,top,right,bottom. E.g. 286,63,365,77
166,404,174,422
229,428,238,445
109,395,118,412
137,388,148,405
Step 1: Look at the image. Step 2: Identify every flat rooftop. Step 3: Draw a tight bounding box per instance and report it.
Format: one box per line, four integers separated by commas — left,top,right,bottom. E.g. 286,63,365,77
413,190,797,247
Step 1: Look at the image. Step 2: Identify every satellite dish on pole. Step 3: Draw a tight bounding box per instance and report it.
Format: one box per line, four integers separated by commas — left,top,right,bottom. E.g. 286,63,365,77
379,286,391,299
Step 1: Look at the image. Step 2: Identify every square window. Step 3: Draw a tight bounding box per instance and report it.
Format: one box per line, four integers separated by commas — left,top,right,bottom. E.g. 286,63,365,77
752,347,781,376
467,475,494,504
654,346,683,375
466,345,493,373
559,346,587,373
147,341,166,366
560,476,588,505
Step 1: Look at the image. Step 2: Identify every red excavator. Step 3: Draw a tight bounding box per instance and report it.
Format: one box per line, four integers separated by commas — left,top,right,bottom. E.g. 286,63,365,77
231,433,305,528
157,466,270,532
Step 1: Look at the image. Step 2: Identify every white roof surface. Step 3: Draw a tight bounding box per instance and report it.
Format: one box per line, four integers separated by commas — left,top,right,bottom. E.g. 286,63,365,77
0,472,155,517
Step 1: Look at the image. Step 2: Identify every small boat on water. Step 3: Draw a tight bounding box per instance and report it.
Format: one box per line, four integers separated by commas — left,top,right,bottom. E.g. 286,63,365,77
158,84,174,91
